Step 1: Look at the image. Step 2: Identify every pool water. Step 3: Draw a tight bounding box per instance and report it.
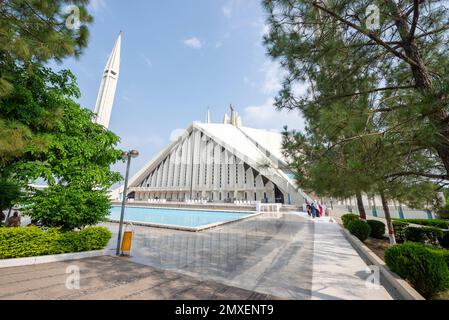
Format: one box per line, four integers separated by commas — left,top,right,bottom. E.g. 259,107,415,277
109,206,251,229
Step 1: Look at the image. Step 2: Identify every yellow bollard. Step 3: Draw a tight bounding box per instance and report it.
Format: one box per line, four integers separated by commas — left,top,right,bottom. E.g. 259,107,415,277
121,231,133,256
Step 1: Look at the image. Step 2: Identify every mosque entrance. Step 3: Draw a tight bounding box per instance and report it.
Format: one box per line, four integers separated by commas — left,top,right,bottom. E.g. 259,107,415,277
274,185,284,204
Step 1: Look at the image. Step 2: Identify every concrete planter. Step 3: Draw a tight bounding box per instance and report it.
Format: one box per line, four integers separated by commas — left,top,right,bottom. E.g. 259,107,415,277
340,227,425,300
0,249,112,269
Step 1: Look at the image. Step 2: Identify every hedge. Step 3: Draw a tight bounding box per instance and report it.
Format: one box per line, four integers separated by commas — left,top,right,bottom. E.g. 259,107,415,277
438,231,449,250
392,220,409,243
385,243,449,298
0,226,112,259
395,219,449,229
341,213,360,229
347,220,371,242
404,226,444,247
367,220,386,239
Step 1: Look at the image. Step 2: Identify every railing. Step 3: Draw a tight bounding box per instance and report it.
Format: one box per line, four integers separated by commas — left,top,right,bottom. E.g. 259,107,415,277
256,203,282,213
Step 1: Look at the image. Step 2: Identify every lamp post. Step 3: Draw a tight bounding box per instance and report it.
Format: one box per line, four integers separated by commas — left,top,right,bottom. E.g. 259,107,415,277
116,149,139,256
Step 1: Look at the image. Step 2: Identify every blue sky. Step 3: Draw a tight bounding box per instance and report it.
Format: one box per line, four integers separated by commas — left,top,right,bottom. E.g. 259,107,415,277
55,0,305,179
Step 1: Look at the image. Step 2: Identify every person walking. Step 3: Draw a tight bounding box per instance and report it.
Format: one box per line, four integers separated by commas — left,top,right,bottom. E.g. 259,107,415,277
310,202,317,219
318,203,324,217
6,212,21,228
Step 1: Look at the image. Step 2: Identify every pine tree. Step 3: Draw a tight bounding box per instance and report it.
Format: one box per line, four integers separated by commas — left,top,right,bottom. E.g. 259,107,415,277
0,0,93,164
263,0,449,186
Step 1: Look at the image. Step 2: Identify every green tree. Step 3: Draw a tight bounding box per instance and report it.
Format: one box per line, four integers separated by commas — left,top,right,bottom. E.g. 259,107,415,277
263,0,449,186
2,64,122,230
0,0,93,162
0,178,21,211
271,1,445,242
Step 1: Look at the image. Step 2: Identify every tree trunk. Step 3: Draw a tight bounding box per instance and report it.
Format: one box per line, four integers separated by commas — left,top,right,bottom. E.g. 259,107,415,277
356,192,367,220
380,190,396,245
389,1,449,177
5,207,12,226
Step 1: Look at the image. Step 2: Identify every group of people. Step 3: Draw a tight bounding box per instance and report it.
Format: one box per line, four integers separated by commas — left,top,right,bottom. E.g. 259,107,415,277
0,211,21,228
304,201,330,219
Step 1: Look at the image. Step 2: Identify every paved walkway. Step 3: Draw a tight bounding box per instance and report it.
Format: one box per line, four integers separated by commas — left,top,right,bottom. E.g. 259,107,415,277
0,212,393,300
0,256,276,300
105,212,393,300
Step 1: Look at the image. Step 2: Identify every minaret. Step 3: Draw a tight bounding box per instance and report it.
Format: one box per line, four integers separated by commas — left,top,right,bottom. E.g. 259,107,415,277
93,32,122,128
205,108,211,124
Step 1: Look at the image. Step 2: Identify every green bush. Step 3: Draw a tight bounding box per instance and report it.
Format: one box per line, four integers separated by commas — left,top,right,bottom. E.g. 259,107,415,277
430,248,449,270
393,220,409,243
404,226,444,247
341,213,360,229
385,243,449,298
367,220,386,239
438,231,449,250
24,186,113,231
0,226,112,259
437,205,449,220
347,220,371,242
398,219,449,229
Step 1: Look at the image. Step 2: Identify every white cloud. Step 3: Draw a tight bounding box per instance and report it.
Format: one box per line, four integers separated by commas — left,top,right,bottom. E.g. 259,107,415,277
244,98,306,132
89,0,107,11
222,6,232,17
260,60,285,95
184,37,203,49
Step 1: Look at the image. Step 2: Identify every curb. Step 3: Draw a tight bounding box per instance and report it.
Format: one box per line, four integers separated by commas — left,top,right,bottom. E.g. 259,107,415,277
0,249,113,269
341,227,425,300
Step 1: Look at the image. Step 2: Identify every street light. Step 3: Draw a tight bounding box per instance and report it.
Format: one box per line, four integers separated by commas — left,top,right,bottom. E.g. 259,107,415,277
116,149,139,256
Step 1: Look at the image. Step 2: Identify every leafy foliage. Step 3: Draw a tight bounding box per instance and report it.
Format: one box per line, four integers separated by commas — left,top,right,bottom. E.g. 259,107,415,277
398,219,449,229
0,226,111,259
0,178,22,210
437,205,449,220
0,64,122,230
367,220,386,239
341,213,359,228
347,220,371,242
0,0,93,162
385,243,449,298
0,0,92,65
404,226,444,247
263,0,449,218
24,186,113,231
393,220,410,243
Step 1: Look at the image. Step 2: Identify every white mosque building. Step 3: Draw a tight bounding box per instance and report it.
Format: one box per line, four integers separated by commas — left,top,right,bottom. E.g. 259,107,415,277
126,107,308,205
94,32,308,206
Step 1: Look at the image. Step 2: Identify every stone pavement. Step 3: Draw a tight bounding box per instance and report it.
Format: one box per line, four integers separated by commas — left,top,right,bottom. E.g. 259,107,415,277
0,256,277,300
0,212,394,300
105,212,393,300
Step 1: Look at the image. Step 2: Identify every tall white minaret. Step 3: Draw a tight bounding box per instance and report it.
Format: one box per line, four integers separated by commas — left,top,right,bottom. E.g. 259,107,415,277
205,108,211,123
94,32,122,128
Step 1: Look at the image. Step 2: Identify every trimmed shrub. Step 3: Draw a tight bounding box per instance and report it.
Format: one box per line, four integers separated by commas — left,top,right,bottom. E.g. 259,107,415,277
347,220,371,242
438,231,449,250
437,205,449,220
341,213,360,229
385,243,449,298
0,226,112,259
430,248,449,269
398,219,449,229
393,220,409,243
367,220,386,239
404,226,444,247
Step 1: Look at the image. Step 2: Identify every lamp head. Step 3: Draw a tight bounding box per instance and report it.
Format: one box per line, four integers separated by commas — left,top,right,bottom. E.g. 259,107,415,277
129,150,139,158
